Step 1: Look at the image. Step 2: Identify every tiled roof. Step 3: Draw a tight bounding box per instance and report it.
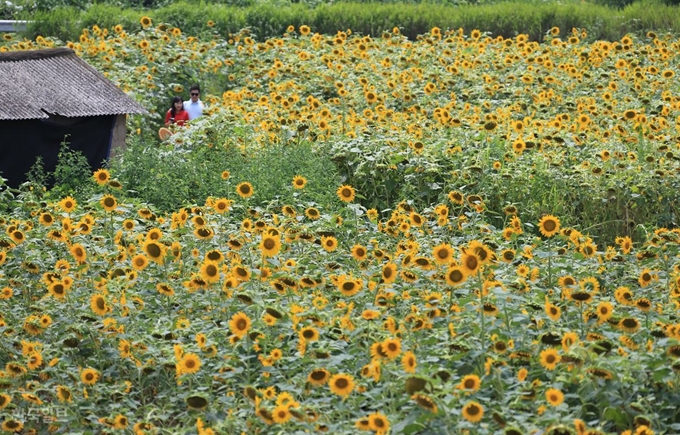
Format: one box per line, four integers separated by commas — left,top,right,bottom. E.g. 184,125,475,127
0,48,147,120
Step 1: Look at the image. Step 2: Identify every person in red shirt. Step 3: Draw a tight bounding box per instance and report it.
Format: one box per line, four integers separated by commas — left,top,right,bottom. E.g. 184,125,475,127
164,96,190,127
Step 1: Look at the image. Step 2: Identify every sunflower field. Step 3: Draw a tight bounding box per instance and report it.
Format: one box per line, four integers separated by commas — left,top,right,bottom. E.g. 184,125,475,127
2,18,680,435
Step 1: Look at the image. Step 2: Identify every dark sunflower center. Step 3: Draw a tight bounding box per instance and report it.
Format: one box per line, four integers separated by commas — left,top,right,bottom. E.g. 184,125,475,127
147,244,161,257
449,270,463,282
465,256,478,270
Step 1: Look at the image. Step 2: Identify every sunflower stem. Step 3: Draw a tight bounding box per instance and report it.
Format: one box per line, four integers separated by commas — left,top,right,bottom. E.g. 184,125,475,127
547,237,553,291
478,270,486,360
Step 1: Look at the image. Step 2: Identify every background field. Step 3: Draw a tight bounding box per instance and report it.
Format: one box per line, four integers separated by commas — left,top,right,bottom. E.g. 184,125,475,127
2,4,680,435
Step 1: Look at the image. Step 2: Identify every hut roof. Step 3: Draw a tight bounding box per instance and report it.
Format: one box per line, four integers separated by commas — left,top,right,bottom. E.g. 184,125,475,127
0,48,148,120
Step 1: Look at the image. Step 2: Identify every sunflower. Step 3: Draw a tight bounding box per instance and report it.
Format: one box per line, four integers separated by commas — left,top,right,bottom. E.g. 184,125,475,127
232,265,251,282
462,401,484,423
538,215,561,237
445,190,464,205
619,317,641,333
432,243,454,265
614,286,634,305
616,235,633,254
93,168,110,185
337,184,356,202
140,16,152,27
445,266,468,286
382,337,401,358
638,269,655,287
410,212,424,227
561,332,579,351
0,287,12,300
498,249,515,263
545,387,564,407
401,350,417,373
320,235,338,252
39,212,54,226
1,420,23,433
338,277,362,297
27,352,42,370
192,215,207,228
6,362,27,377
113,414,128,429
205,249,224,263
634,298,652,312
260,234,282,257
382,262,398,284
351,244,368,261
355,417,371,431
194,227,214,240
212,198,232,214
178,353,202,375
461,251,481,275
307,368,330,386
236,182,254,198
368,412,390,433
81,367,100,385
299,25,311,35
596,301,614,323
90,294,108,316
329,373,354,397
517,368,528,382
8,229,24,244
200,261,221,284
272,404,292,424
59,196,77,213
229,312,252,338
292,175,307,189
545,301,561,321
299,326,319,342
101,194,117,212
539,348,560,370
0,393,11,409
579,241,597,258
412,393,437,413
570,291,593,304
131,254,149,271
458,374,481,392
143,240,166,264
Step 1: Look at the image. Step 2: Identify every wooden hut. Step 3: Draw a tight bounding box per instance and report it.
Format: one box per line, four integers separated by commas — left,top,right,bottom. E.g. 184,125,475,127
0,48,147,188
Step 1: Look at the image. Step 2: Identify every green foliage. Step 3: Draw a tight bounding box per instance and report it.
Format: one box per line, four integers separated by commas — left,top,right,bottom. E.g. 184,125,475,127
111,132,341,213
48,142,96,200
21,0,680,42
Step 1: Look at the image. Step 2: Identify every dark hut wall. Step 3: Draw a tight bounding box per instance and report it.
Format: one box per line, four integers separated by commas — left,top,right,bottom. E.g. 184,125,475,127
0,115,114,188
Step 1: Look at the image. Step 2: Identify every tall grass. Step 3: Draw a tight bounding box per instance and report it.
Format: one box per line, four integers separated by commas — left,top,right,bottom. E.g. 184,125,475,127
23,0,680,42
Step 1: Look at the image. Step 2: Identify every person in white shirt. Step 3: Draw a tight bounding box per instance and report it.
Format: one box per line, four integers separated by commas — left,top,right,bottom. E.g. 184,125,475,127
183,85,204,120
